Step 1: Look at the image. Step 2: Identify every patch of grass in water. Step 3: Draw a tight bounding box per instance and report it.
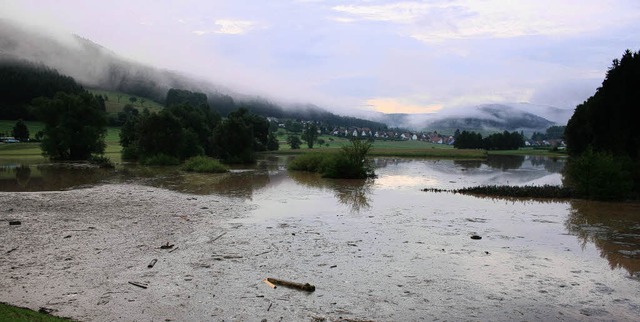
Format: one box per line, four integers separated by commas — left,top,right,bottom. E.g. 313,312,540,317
182,156,228,173
424,184,573,199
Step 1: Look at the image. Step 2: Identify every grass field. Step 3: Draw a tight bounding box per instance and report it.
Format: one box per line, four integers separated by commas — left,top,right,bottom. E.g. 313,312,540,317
0,121,123,163
2,120,557,162
89,89,164,114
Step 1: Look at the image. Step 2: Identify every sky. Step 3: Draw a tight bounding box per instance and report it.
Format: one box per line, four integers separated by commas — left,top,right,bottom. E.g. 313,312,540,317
2,0,640,116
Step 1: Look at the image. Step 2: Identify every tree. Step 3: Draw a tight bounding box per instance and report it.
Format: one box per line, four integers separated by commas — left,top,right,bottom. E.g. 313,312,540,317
210,108,269,163
545,126,565,140
213,108,254,163
129,96,138,105
165,88,208,108
563,148,632,200
12,119,29,141
302,123,319,148
267,132,279,151
454,131,484,149
33,91,107,160
0,59,84,120
287,135,302,149
564,49,640,197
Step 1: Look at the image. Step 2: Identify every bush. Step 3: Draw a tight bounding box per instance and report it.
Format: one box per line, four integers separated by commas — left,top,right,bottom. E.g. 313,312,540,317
288,139,375,179
287,153,327,172
141,153,181,166
89,155,114,168
182,156,228,173
563,148,633,200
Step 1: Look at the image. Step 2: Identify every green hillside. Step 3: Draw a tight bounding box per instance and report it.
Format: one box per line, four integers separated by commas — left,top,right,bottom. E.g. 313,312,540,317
89,89,164,114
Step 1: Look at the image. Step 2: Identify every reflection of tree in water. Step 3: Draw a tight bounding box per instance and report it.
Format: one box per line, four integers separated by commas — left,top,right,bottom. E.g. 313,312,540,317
288,171,372,213
528,156,565,174
15,164,31,187
454,160,483,169
138,169,271,199
565,200,640,276
0,164,114,192
485,155,525,170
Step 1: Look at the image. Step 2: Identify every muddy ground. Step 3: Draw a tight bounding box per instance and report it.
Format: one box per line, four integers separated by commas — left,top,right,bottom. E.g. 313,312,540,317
1,183,639,321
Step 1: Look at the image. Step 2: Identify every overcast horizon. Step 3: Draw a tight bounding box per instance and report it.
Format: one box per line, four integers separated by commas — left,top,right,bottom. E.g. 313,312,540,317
2,0,640,116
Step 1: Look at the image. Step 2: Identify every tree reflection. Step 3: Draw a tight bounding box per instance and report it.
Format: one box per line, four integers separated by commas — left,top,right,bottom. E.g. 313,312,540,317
454,159,483,169
137,169,271,199
15,164,31,187
288,171,372,213
565,200,640,276
485,155,525,170
529,156,565,174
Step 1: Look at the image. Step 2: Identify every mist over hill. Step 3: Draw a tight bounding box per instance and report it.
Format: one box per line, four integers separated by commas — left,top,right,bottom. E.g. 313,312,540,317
367,103,571,133
0,18,572,132
0,19,388,129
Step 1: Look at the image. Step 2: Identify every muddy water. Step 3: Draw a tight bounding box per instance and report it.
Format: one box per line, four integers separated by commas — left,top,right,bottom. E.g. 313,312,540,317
231,156,640,320
2,155,640,320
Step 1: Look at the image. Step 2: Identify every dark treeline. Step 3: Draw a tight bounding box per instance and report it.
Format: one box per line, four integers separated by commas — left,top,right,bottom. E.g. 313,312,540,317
531,125,565,141
453,130,524,150
0,59,85,120
211,96,387,131
121,89,277,164
564,49,640,200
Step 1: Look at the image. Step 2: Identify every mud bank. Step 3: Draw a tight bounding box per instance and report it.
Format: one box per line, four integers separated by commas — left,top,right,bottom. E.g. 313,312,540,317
1,183,640,321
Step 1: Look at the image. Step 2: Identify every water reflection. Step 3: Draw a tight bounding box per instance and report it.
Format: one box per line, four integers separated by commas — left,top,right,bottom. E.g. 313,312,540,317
566,200,640,277
0,164,115,192
485,155,525,170
288,171,372,212
120,166,272,199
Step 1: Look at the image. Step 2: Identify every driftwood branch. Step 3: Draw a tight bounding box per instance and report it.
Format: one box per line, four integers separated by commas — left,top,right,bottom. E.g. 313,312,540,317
262,279,277,289
160,242,174,249
128,281,148,289
212,232,227,243
266,278,315,292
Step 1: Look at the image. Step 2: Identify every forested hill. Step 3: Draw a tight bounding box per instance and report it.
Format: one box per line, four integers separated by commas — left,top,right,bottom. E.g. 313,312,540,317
0,19,386,129
0,59,85,120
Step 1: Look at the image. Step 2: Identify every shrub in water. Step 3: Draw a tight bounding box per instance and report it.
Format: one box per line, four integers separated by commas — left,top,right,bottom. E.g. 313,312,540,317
141,153,181,166
288,139,375,179
287,153,327,172
182,156,228,173
563,148,633,200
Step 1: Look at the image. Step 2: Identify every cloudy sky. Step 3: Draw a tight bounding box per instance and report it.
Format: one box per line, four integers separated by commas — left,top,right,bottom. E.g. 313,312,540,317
2,0,640,115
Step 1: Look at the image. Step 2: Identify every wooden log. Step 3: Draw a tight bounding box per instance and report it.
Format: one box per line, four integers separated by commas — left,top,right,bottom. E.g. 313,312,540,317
147,259,157,268
211,232,227,243
128,281,148,289
9,221,21,226
262,279,277,289
266,278,315,292
160,242,174,249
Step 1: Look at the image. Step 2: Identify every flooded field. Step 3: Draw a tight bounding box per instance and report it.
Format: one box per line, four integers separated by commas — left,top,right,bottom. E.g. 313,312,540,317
1,155,639,321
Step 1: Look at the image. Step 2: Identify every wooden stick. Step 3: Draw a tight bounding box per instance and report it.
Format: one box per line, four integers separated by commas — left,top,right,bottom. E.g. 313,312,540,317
168,246,179,253
211,232,227,243
262,279,277,289
147,259,157,268
266,278,315,292
128,281,148,289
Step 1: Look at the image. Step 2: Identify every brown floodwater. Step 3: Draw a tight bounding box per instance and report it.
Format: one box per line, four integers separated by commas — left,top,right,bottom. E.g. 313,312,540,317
2,155,639,320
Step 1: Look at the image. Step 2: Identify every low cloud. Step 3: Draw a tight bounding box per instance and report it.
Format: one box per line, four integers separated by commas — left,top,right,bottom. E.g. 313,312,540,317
193,19,257,36
367,97,442,114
